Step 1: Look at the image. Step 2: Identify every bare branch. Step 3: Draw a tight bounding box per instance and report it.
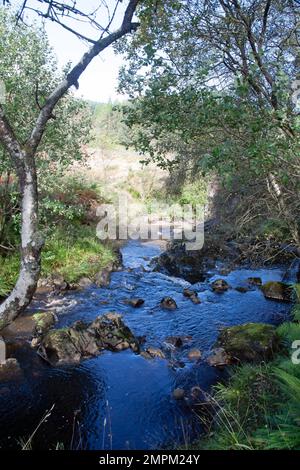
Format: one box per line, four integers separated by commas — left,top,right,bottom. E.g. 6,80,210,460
27,0,140,152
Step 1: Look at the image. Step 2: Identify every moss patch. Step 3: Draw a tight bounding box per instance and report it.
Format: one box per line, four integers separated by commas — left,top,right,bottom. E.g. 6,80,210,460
217,322,280,362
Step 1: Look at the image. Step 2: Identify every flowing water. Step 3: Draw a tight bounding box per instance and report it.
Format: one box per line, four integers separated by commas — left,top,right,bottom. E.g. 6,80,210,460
0,240,292,450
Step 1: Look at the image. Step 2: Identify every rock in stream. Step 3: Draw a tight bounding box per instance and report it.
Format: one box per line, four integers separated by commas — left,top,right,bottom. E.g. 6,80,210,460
38,312,139,366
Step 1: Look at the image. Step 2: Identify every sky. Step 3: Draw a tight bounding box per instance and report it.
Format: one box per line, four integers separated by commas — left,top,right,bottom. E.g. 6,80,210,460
45,21,125,103
15,0,131,103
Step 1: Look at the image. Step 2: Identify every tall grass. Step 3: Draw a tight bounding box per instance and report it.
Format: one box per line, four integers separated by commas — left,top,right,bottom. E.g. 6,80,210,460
0,225,115,297
197,291,300,450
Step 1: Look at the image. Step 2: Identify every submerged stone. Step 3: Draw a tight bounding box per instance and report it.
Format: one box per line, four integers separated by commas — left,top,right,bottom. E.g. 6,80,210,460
217,322,280,363
124,298,145,308
188,348,202,361
173,388,185,400
183,288,201,304
235,286,249,293
247,277,262,287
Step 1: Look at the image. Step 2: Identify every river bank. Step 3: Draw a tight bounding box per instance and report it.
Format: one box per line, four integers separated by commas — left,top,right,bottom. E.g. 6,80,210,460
0,238,296,449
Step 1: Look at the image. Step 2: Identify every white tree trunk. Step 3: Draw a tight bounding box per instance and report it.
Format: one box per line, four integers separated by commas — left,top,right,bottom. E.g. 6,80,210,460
0,153,43,330
0,0,140,330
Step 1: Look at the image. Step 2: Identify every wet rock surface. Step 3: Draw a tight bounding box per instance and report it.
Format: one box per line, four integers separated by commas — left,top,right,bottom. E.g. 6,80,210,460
95,269,111,287
235,286,250,293
164,336,184,348
217,322,280,363
261,281,293,302
144,347,166,359
183,288,201,304
124,298,145,308
211,279,230,293
247,277,262,286
206,347,231,367
38,312,139,365
152,243,207,284
2,312,56,342
160,297,177,310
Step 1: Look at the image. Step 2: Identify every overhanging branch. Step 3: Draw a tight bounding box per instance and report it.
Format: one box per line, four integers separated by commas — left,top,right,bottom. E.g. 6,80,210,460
27,0,140,152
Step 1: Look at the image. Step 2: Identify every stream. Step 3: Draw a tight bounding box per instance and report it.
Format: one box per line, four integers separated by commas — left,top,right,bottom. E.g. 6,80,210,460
0,240,292,450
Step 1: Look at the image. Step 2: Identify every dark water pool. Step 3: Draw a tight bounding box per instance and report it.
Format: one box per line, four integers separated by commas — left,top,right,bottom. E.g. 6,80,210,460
0,241,292,449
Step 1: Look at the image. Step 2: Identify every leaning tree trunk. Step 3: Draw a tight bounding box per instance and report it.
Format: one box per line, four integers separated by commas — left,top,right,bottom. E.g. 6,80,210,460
0,151,43,330
0,0,140,331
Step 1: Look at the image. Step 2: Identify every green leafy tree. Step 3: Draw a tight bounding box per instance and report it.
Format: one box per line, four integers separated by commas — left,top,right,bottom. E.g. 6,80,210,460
118,0,300,244
0,8,92,249
0,0,140,328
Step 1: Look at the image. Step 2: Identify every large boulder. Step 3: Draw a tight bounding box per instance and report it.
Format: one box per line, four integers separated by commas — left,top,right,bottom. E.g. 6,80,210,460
152,243,206,284
38,312,139,365
217,322,280,363
261,281,293,302
90,313,139,352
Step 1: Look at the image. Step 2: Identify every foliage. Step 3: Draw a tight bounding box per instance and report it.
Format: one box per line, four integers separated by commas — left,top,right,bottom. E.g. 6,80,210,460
198,304,300,450
0,224,115,296
0,172,114,296
0,7,92,249
118,0,300,244
41,224,115,284
90,102,129,150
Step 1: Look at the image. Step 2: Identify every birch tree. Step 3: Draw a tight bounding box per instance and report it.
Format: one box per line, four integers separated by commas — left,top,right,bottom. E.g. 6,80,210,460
0,0,140,329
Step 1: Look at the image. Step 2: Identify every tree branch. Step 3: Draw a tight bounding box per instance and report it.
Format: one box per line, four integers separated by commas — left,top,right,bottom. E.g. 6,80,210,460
27,0,140,153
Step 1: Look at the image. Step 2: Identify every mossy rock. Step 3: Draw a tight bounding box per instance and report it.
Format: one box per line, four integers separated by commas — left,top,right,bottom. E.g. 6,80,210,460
261,281,293,302
38,328,83,365
32,312,56,337
217,322,280,363
38,312,139,366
